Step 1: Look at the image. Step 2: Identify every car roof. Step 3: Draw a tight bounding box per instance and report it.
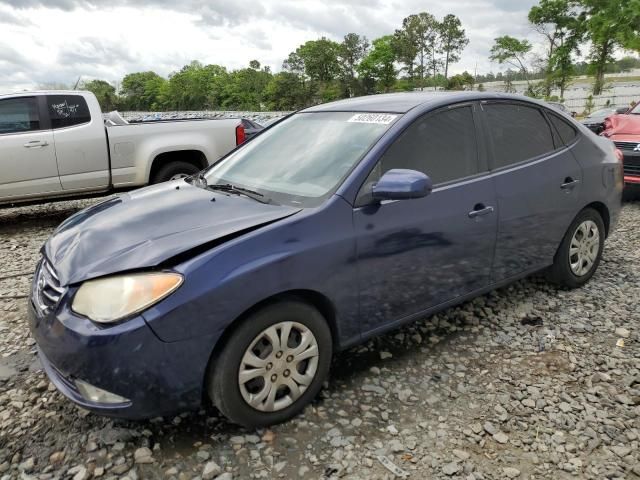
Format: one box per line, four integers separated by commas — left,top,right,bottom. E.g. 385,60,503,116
301,91,549,114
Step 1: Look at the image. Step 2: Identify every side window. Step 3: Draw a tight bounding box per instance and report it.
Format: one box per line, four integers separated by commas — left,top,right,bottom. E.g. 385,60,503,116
484,103,556,168
547,111,578,145
0,97,41,134
356,106,478,205
47,95,91,129
377,106,479,183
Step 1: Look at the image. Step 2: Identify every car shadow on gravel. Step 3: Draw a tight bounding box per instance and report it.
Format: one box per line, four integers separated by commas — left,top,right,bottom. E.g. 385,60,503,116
0,206,85,231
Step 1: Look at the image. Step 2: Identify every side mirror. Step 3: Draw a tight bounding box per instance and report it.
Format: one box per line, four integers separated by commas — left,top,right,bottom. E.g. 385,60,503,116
372,169,432,201
615,107,629,114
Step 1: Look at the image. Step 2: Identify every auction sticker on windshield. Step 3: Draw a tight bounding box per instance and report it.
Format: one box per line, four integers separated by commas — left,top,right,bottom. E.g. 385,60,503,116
348,113,397,124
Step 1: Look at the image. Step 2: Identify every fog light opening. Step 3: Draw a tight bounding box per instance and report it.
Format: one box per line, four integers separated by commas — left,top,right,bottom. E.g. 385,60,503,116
75,379,130,404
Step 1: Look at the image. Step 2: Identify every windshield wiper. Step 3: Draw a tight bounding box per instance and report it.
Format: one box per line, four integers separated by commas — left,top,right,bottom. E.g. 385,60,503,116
207,183,274,204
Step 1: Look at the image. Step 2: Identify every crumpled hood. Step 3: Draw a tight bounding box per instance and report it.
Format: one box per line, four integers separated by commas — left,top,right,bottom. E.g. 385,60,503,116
44,181,300,286
603,114,640,136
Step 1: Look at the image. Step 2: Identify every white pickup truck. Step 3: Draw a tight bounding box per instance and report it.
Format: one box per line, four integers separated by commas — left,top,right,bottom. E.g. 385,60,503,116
0,90,250,206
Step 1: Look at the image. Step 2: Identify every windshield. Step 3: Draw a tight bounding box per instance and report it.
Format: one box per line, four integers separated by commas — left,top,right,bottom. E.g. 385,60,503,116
589,108,614,118
204,111,397,207
630,103,640,115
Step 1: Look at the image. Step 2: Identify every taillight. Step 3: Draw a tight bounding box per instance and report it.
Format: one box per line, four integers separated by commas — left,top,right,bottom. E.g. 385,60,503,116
235,124,246,145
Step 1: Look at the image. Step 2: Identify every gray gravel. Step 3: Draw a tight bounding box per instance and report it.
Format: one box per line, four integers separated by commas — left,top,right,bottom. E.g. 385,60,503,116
0,197,638,480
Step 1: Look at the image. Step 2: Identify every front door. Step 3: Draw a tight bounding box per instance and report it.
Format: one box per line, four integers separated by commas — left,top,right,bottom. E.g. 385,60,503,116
354,104,497,334
0,96,61,202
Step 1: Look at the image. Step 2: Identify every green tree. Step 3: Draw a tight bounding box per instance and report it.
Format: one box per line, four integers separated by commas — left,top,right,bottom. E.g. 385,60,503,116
528,0,584,98
580,0,639,95
357,36,397,93
120,71,167,110
490,35,532,86
396,13,440,90
162,61,228,110
221,62,272,110
339,33,369,97
264,72,308,110
283,52,305,76
439,14,468,80
446,71,474,90
392,25,419,87
617,56,640,72
284,38,341,104
296,38,341,83
614,0,640,51
82,79,117,111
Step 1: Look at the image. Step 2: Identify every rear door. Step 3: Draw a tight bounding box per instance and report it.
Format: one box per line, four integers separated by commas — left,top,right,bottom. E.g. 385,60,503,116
481,101,582,281
47,94,110,191
0,96,61,201
354,103,498,333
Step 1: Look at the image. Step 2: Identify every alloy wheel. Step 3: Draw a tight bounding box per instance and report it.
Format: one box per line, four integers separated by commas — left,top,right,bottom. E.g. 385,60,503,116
569,220,600,276
238,321,319,412
169,173,190,181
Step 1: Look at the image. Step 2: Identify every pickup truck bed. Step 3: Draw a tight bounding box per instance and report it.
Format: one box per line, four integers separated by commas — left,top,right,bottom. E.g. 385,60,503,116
0,90,247,206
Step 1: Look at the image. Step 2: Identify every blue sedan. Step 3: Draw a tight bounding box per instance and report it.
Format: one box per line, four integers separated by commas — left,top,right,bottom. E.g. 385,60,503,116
29,92,623,427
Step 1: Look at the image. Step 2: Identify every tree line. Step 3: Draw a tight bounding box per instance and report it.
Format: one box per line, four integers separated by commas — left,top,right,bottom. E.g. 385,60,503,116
489,0,638,98
76,0,638,112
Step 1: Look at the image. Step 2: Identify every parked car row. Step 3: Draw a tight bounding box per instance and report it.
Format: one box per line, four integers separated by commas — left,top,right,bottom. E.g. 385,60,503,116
600,102,640,193
28,91,623,427
0,91,262,207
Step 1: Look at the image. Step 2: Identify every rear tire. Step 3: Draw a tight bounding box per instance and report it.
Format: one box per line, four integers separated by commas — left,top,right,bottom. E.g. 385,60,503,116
546,208,605,288
208,301,332,428
151,161,201,184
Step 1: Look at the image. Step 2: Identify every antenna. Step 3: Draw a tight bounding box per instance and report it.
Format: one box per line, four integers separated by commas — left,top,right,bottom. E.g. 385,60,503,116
73,76,82,90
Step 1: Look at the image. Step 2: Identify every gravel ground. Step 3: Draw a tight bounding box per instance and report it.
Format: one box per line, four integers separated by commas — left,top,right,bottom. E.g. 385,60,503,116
0,197,638,480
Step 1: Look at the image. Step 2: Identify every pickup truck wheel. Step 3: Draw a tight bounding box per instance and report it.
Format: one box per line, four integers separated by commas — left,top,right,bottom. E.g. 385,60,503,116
546,208,605,289
208,301,332,428
151,161,201,184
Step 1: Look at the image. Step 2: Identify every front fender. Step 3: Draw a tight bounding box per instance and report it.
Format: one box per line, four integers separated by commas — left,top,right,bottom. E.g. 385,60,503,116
141,196,360,347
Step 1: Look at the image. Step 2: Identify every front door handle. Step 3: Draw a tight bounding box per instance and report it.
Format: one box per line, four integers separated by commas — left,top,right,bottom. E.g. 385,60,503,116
23,140,49,148
468,204,495,218
560,177,579,189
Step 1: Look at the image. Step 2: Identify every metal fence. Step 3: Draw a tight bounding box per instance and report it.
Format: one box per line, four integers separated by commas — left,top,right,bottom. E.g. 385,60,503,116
563,95,637,112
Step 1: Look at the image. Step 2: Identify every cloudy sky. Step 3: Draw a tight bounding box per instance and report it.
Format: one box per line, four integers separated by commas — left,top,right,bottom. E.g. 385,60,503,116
0,0,543,92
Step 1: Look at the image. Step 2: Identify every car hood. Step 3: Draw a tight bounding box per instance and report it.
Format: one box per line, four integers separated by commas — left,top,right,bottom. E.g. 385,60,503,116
44,181,301,286
602,114,640,136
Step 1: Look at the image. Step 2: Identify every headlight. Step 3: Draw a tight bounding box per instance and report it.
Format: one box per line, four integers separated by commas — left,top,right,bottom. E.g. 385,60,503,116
72,272,183,324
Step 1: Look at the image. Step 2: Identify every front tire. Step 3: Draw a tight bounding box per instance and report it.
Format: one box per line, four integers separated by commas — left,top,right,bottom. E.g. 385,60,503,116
546,208,605,288
208,301,332,428
151,161,201,184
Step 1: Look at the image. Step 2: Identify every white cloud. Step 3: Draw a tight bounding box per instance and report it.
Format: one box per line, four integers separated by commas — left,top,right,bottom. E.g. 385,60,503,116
0,0,556,92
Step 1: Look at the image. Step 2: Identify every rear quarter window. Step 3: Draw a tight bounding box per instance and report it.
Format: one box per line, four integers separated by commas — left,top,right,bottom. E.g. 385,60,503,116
47,95,91,129
547,111,578,145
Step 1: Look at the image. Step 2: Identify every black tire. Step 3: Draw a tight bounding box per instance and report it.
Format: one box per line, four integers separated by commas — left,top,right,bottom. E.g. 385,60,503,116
546,208,605,288
208,301,332,428
151,161,200,184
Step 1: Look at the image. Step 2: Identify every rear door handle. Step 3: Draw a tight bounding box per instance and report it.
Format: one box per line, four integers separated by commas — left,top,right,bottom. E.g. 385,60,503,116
23,140,49,148
468,204,494,218
560,177,579,189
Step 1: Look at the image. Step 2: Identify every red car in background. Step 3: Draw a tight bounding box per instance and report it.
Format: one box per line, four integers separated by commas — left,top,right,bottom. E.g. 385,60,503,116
601,102,640,195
